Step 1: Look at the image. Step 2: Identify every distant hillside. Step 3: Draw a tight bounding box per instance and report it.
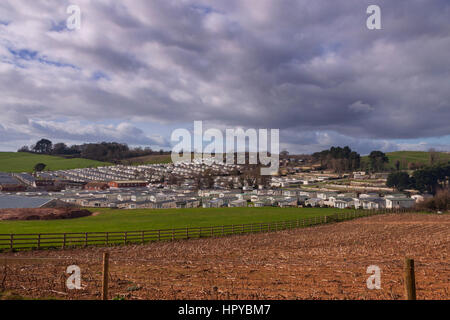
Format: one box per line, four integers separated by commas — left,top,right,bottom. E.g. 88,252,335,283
362,151,450,170
120,154,172,165
0,152,111,173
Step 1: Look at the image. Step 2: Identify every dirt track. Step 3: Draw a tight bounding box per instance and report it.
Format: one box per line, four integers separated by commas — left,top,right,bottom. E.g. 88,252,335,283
0,213,449,300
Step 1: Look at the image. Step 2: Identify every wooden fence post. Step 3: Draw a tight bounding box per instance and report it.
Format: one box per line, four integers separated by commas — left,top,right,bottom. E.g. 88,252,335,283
102,252,110,301
404,258,416,300
85,233,88,247
37,234,41,249
142,231,145,244
10,234,13,251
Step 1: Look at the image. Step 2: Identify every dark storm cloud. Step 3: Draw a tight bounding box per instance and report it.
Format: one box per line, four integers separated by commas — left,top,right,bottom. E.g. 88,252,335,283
0,0,449,152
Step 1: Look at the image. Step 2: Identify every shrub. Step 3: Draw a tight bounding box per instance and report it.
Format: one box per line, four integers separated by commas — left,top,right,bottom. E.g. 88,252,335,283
415,188,449,212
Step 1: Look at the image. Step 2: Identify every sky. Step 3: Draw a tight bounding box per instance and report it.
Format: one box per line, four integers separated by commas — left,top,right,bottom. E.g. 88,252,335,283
0,0,449,155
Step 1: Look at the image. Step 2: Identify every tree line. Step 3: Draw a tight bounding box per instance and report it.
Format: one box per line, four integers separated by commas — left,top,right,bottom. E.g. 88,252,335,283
312,146,361,173
312,146,443,174
312,146,393,173
387,162,450,194
18,139,169,163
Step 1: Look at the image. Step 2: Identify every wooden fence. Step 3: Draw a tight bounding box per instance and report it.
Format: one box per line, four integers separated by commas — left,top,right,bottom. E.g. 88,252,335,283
0,208,412,251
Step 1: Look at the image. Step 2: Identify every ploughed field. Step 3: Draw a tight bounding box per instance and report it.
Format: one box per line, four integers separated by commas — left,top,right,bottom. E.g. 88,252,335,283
0,213,448,300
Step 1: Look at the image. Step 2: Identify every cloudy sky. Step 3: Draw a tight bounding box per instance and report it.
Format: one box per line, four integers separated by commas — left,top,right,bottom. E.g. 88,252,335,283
0,0,449,154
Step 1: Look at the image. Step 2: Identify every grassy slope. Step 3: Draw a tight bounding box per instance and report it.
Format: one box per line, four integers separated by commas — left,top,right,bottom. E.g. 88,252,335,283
386,151,450,165
362,151,450,169
0,207,351,234
0,152,110,173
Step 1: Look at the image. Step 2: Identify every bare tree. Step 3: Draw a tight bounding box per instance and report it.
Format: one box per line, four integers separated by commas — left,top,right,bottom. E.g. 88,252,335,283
429,148,440,165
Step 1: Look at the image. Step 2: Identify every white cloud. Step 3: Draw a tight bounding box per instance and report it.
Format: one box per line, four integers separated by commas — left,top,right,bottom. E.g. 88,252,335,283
26,120,168,146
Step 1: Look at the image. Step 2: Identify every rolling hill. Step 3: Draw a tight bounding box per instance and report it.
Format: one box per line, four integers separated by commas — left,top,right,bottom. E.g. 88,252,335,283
120,154,172,165
0,152,111,173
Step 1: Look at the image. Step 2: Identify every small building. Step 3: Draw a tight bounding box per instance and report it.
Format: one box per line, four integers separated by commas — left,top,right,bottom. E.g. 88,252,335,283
0,184,27,192
334,198,355,209
359,198,385,210
154,200,177,209
56,180,86,191
81,199,110,208
277,198,298,208
385,197,415,209
253,200,268,208
85,182,110,191
229,199,247,207
305,198,322,207
108,180,148,188
353,171,367,179
203,198,224,208
33,179,55,188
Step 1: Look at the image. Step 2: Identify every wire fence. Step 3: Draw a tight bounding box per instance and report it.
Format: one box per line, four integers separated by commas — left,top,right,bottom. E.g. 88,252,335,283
0,208,414,251
0,255,417,301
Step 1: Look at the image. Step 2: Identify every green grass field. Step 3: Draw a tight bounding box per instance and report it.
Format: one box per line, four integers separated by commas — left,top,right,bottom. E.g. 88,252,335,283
0,207,351,235
362,151,450,170
386,151,450,167
0,152,111,173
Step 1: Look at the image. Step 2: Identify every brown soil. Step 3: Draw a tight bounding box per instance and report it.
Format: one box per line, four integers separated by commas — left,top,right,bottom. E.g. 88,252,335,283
0,214,448,300
0,208,92,221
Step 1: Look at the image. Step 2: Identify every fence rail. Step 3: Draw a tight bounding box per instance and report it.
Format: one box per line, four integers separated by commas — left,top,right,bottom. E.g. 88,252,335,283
0,208,413,251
